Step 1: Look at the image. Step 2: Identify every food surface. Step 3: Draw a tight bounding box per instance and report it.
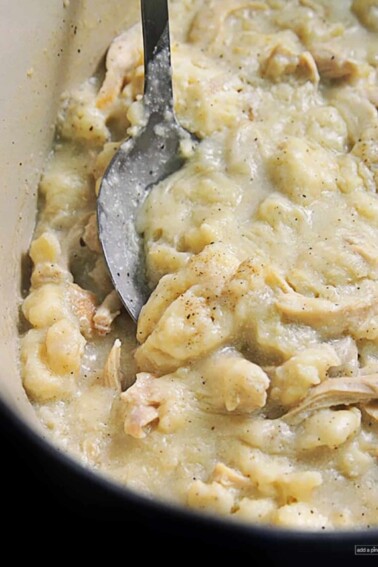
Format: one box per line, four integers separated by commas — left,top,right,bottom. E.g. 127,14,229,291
20,0,378,529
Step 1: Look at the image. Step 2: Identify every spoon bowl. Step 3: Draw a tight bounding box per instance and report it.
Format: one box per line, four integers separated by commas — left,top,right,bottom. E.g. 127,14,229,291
97,0,195,322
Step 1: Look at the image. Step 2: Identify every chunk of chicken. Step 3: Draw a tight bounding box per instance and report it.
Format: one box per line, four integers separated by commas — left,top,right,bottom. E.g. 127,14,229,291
282,375,378,424
124,404,159,439
211,463,250,488
93,290,122,335
311,46,359,80
261,45,319,83
121,372,160,438
96,24,143,110
276,287,376,337
121,370,193,437
345,234,378,266
103,339,122,391
361,401,378,422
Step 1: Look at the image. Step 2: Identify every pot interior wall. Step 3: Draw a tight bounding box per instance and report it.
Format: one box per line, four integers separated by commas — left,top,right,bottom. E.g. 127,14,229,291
0,0,139,427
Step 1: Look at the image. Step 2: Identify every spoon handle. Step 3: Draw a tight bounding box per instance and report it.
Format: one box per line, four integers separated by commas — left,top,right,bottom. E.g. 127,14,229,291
141,0,174,113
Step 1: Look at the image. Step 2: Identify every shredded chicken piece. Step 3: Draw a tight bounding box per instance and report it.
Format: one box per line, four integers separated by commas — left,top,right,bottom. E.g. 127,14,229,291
276,289,374,333
282,375,378,424
96,24,143,110
103,339,122,391
261,45,319,83
346,235,378,265
125,405,159,439
93,290,122,335
121,372,160,438
211,463,250,488
82,213,101,254
66,283,97,339
299,51,320,82
311,46,359,80
361,401,378,422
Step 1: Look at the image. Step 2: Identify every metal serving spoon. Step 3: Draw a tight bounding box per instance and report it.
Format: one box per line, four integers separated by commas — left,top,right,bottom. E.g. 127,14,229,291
97,0,194,322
